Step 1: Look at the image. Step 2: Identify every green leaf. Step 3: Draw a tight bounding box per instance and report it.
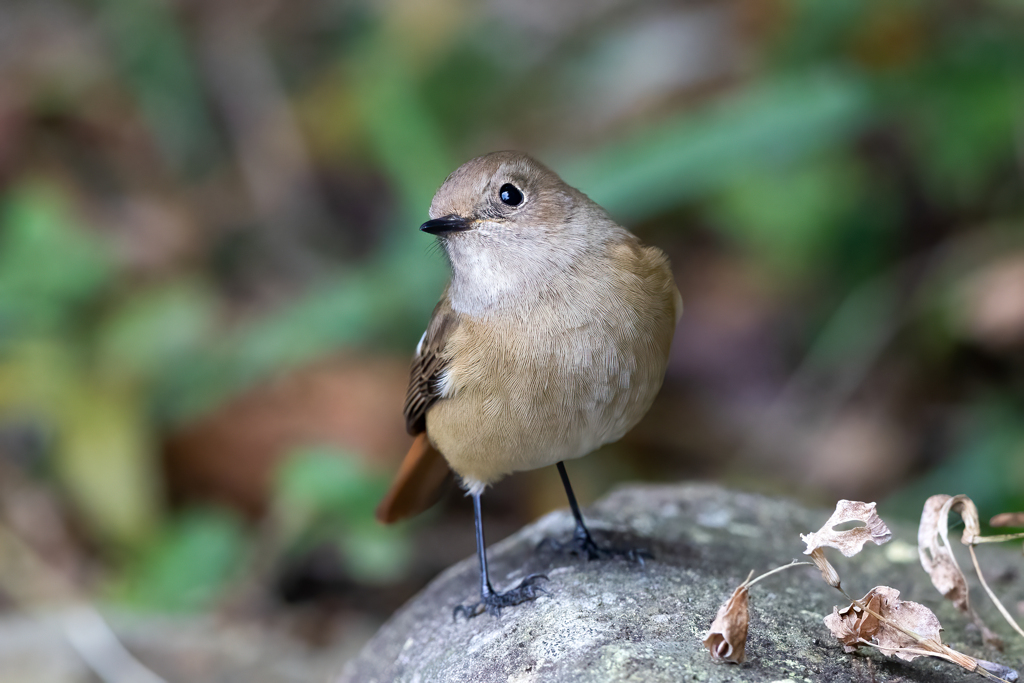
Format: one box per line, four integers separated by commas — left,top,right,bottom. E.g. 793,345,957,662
274,445,389,528
117,508,247,612
54,381,162,547
273,446,413,583
0,185,113,337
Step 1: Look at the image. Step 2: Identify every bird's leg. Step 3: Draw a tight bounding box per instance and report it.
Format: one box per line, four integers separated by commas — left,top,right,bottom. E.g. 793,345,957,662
548,461,652,564
453,491,547,620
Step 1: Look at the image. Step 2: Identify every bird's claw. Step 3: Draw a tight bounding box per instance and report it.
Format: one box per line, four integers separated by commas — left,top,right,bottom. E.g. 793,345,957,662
452,573,548,620
538,531,652,566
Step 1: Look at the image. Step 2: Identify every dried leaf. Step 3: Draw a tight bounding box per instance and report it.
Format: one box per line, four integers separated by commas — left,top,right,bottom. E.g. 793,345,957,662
918,494,1003,648
824,589,882,652
826,587,944,662
990,512,1024,528
945,495,982,545
801,500,892,558
828,587,984,673
919,494,971,612
868,586,944,661
807,547,842,589
702,584,749,664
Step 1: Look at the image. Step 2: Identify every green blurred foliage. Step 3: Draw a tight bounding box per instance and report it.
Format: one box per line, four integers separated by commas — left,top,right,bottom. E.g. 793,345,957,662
96,280,219,382
711,155,864,285
0,186,112,335
0,187,161,546
114,507,248,612
559,73,872,224
888,401,1024,525
97,0,223,175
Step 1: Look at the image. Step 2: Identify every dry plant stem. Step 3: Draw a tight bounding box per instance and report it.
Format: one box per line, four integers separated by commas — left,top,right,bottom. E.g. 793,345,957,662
744,560,812,589
853,639,1012,682
853,640,962,667
972,532,1024,544
968,545,1024,641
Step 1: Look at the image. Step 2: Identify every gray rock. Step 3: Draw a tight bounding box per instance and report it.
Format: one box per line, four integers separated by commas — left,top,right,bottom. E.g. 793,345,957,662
338,484,1024,683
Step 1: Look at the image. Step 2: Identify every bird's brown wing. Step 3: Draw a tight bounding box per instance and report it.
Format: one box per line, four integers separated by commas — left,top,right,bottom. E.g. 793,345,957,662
376,298,457,524
403,298,457,435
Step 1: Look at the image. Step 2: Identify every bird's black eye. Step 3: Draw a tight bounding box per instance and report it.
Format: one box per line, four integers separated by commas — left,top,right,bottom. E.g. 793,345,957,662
499,183,523,207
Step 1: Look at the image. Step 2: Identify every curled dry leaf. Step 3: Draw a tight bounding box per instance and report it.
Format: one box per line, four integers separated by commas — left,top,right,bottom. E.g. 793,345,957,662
918,494,1003,649
919,494,971,612
947,495,982,545
825,587,946,663
807,547,842,589
702,584,749,664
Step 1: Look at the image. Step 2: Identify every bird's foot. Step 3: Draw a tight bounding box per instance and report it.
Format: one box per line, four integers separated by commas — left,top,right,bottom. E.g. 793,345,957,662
539,529,652,565
452,573,548,620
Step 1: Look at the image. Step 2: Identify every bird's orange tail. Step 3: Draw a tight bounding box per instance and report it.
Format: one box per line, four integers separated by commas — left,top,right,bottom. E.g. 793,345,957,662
375,432,451,523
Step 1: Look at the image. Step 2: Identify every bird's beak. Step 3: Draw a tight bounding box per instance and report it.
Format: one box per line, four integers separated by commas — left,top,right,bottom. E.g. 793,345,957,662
420,214,472,235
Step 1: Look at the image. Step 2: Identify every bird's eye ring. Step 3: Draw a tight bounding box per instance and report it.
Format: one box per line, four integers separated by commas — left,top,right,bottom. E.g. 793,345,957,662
499,183,523,207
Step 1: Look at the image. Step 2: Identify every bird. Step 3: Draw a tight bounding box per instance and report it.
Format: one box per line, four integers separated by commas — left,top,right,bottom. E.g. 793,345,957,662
375,151,681,618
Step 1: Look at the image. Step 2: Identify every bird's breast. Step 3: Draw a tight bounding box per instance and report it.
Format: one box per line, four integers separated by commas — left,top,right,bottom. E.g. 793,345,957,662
425,259,677,487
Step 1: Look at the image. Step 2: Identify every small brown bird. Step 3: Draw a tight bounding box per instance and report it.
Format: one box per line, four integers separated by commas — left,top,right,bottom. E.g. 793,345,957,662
376,151,681,618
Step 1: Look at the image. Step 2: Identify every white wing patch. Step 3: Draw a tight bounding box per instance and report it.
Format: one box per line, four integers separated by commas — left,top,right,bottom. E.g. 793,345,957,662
435,367,456,398
415,330,427,356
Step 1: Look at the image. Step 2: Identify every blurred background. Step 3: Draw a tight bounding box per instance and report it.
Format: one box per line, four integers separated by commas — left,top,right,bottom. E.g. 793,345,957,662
1,0,1023,679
